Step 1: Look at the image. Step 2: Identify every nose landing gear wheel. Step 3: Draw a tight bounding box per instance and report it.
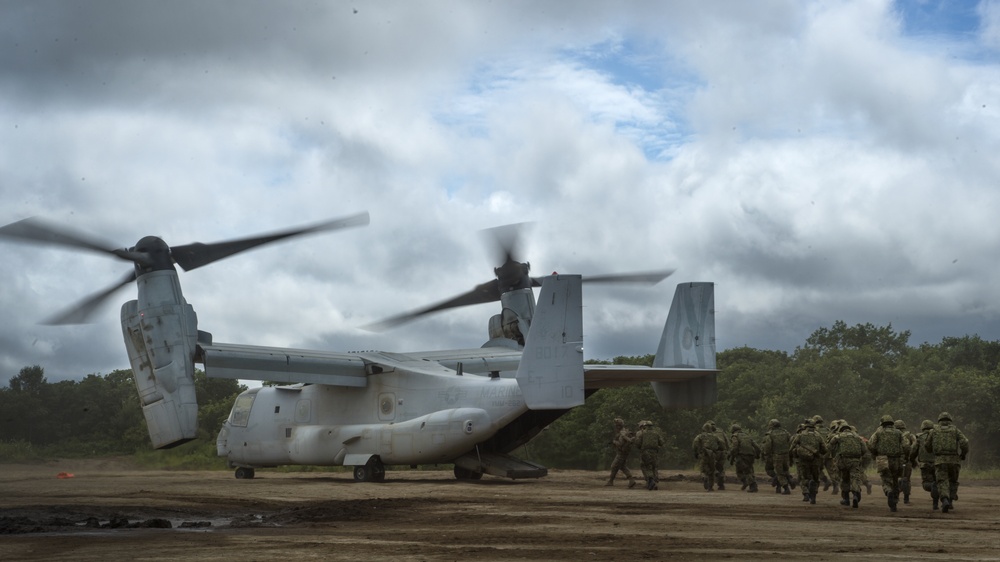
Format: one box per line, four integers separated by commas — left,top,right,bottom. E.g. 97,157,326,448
234,467,255,479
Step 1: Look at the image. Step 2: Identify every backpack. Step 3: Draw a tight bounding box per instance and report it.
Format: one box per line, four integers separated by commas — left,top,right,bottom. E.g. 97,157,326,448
736,433,757,456
932,425,960,454
876,428,903,456
836,433,863,457
769,428,791,454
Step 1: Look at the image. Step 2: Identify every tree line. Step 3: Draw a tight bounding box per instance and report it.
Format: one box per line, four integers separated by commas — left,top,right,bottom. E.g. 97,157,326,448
2,321,998,471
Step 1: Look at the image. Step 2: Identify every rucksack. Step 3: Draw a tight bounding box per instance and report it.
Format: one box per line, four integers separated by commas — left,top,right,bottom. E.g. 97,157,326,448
875,428,903,456
932,425,959,454
837,433,863,457
769,428,791,454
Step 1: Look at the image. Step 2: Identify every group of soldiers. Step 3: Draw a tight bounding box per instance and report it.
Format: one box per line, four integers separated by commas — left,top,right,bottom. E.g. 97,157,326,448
608,412,970,513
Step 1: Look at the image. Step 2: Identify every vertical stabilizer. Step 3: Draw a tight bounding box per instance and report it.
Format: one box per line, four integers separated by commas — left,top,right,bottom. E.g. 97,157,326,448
652,282,716,409
515,275,584,409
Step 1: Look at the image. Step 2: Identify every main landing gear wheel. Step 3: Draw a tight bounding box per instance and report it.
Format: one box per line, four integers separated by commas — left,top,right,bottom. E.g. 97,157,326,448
234,467,255,479
454,466,484,480
353,457,386,482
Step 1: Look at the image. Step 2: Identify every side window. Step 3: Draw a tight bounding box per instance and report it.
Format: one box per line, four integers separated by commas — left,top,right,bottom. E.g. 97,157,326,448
229,393,256,428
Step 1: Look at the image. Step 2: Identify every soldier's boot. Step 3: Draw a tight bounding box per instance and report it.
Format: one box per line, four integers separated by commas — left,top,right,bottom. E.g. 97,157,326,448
888,492,897,512
840,490,850,506
801,491,810,502
605,478,614,486
646,477,654,491
832,482,839,495
717,480,725,491
749,481,758,493
865,481,872,495
941,496,951,513
809,490,817,504
903,491,910,504
953,482,959,501
774,484,782,494
627,476,636,489
788,476,797,490
852,491,861,508
820,474,830,491
703,477,711,491
651,478,658,491
740,479,747,491
781,484,791,495
932,497,939,511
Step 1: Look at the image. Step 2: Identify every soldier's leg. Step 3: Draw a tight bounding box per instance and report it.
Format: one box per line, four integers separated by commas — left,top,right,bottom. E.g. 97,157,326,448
951,464,960,501
850,463,863,508
607,456,622,485
715,454,726,490
935,464,953,512
900,462,912,503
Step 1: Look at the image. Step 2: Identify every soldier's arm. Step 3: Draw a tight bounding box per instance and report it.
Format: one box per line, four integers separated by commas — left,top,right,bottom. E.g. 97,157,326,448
958,430,970,458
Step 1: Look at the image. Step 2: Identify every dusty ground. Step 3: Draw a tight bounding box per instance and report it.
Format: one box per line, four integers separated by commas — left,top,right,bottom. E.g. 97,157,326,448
1,459,998,561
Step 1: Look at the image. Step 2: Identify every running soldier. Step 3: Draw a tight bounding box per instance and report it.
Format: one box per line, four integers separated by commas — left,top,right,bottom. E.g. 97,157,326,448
813,415,838,494
693,422,723,491
868,414,908,512
910,419,940,510
790,419,827,504
925,412,970,513
605,418,637,488
895,420,916,504
635,420,664,491
729,423,760,492
709,421,730,490
761,419,793,495
791,422,810,502
830,421,868,508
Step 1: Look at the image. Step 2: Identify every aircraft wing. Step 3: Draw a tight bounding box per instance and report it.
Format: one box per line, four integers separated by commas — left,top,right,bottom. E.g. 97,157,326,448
583,364,719,389
403,343,523,375
199,343,370,387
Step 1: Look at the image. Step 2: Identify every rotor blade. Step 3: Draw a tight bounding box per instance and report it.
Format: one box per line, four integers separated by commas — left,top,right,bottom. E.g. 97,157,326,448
532,269,675,287
42,270,138,325
481,222,531,265
363,279,501,331
0,217,147,263
171,211,370,271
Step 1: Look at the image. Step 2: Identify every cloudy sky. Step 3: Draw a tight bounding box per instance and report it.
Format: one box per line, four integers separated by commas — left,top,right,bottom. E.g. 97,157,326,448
2,0,999,385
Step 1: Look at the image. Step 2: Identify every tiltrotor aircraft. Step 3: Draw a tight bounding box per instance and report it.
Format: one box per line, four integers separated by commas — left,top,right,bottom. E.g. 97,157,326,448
0,216,717,482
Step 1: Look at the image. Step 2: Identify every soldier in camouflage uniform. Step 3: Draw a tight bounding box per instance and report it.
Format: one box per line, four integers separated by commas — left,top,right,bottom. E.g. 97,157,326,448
605,418,637,488
708,421,730,490
790,419,828,504
693,422,723,491
813,415,838,494
868,414,908,512
760,419,793,495
925,412,970,513
829,422,868,508
791,422,809,502
895,420,916,504
729,423,760,492
910,419,940,510
856,425,874,495
635,420,664,491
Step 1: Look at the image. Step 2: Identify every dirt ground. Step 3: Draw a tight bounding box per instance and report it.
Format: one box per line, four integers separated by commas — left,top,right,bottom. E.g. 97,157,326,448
1,459,998,561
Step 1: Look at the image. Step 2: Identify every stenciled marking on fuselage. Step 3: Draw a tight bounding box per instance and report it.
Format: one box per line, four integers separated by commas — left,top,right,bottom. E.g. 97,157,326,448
479,385,524,408
534,345,570,359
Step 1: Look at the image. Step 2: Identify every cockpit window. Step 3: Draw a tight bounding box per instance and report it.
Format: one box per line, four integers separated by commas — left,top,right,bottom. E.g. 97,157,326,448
229,393,256,427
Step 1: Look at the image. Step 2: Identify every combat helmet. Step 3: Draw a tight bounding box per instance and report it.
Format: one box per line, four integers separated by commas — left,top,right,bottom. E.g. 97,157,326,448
938,411,952,422
894,420,906,430
812,414,824,425
613,417,625,427
730,423,742,433
638,420,653,428
880,414,894,425
703,422,714,432
920,420,934,431
768,419,781,428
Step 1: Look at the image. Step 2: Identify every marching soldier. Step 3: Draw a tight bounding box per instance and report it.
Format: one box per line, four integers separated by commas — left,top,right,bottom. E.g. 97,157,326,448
635,420,664,491
729,423,760,492
910,419,940,510
813,415,838,494
761,419,793,495
830,422,868,508
790,419,827,504
709,420,730,490
693,422,722,491
895,420,916,504
605,418,637,488
868,414,908,512
925,412,970,513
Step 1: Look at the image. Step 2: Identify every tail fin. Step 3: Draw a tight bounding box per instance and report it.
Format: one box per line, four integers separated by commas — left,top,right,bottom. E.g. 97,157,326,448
515,274,584,409
651,282,716,409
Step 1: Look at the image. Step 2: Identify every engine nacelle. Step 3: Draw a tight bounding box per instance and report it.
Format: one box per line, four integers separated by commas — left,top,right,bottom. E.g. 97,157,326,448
121,271,200,449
